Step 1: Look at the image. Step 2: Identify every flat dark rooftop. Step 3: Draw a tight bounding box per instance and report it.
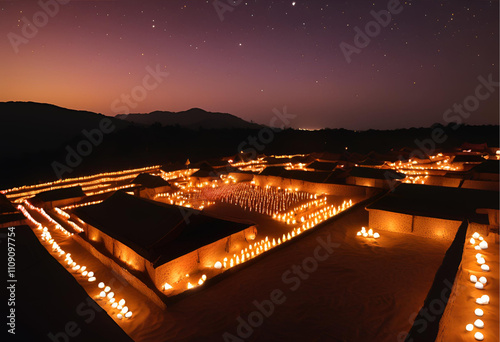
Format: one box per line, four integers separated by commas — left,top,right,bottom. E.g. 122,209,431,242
308,161,338,171
453,154,486,163
74,192,251,267
191,169,219,178
131,173,170,188
161,163,186,173
349,166,405,180
471,160,500,174
33,186,85,203
260,167,344,184
366,183,499,224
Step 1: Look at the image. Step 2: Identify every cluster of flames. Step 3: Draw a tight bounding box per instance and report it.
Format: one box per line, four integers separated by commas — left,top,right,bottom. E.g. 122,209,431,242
172,196,354,292
160,168,197,182
356,226,380,239
275,198,352,226
210,183,310,216
465,232,491,341
155,191,214,210
22,201,73,236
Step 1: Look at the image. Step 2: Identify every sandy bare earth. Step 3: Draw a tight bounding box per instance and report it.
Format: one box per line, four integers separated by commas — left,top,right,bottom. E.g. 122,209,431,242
22,202,451,342
130,204,450,342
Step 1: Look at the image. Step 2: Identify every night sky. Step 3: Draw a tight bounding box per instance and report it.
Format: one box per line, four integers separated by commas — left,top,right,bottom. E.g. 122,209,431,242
1,1,498,130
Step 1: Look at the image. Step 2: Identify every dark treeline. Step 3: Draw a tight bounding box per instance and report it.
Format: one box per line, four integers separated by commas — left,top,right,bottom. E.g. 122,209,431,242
0,122,498,189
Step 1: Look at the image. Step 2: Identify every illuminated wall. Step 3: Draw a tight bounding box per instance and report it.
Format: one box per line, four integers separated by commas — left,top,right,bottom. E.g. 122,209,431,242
152,225,256,291
367,208,479,241
77,213,256,294
252,175,373,197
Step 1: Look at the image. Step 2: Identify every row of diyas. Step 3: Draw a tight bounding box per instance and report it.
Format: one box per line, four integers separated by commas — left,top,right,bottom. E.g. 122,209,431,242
2,164,161,200
465,232,491,341
162,196,354,293
214,183,310,215
17,203,134,321
61,200,105,211
275,199,353,225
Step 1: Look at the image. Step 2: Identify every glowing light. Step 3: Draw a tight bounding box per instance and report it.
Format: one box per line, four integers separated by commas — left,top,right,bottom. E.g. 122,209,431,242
474,308,484,316
470,275,478,283
87,272,94,277
466,323,474,331
125,311,132,319
163,283,173,291
477,257,485,265
119,299,126,306
475,282,484,289
474,332,484,340
88,277,96,282
187,282,194,289
478,276,487,284
470,238,476,245
107,292,114,299
112,302,118,308
479,241,488,250
472,232,480,239
98,282,105,289
474,319,484,329
476,295,489,305
121,306,129,314
214,261,222,269
373,232,380,239
481,264,489,272
99,291,106,298
201,274,207,281
104,286,111,293
117,314,123,320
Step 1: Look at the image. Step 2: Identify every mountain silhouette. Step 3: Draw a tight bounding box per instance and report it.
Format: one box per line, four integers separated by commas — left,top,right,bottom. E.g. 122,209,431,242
116,108,262,130
0,102,128,159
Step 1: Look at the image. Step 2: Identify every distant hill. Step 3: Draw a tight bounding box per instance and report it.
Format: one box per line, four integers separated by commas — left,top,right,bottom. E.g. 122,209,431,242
116,108,262,130
0,102,128,159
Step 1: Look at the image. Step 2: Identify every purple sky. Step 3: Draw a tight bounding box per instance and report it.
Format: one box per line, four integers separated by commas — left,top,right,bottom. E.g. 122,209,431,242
1,0,498,130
